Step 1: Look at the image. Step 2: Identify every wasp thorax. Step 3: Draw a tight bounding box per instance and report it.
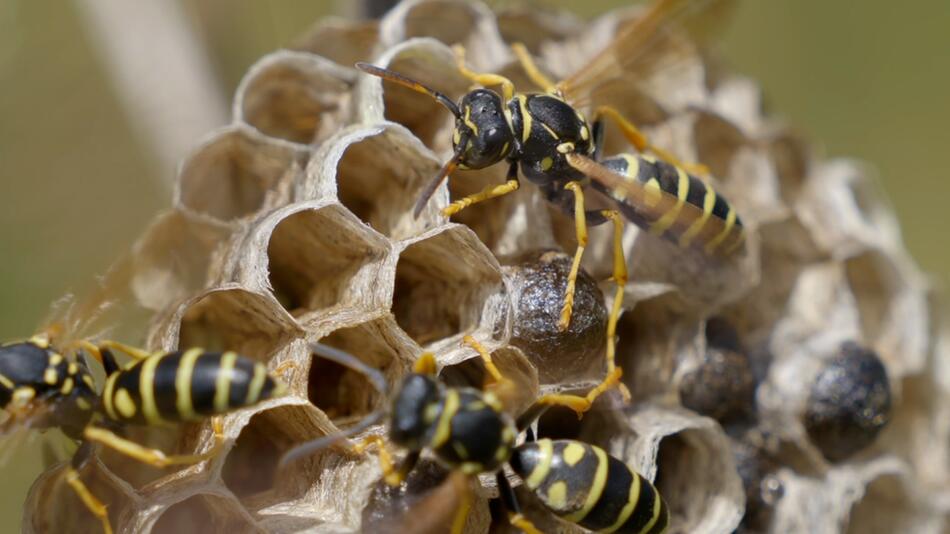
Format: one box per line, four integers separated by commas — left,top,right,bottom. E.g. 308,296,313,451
454,89,513,169
389,373,441,450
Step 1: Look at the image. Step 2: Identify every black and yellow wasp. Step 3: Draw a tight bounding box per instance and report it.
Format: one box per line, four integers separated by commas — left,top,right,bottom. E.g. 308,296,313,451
356,0,745,405
281,339,668,534
1,333,285,534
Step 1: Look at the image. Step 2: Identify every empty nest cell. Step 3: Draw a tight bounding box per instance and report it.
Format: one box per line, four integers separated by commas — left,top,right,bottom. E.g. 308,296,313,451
308,319,408,422
177,288,296,361
152,494,258,534
176,127,305,222
333,127,442,239
392,227,504,347
266,204,389,318
291,19,379,68
24,461,130,534
235,52,352,145
374,44,469,150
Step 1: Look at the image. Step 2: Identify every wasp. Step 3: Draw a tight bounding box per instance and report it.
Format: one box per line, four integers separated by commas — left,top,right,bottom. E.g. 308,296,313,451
281,339,668,533
1,334,286,534
356,0,745,403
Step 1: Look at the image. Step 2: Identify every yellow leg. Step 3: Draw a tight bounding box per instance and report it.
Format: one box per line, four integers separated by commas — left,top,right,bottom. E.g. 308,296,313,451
65,467,114,534
353,435,402,486
535,367,624,419
414,352,438,376
595,105,710,177
450,476,472,534
442,179,519,217
558,181,588,332
510,513,543,534
462,335,504,385
96,340,153,360
603,211,632,403
511,42,556,93
453,44,515,102
83,418,224,469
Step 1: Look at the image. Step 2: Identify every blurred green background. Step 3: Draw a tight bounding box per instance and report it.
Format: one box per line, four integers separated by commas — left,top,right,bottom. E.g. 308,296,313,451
1,0,947,530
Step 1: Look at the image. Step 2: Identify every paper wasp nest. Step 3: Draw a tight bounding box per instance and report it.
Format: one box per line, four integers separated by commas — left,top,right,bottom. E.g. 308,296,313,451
23,1,948,533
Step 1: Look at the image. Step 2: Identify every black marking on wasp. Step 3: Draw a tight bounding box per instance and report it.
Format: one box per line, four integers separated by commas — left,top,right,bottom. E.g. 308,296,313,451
1,337,286,534
281,339,668,534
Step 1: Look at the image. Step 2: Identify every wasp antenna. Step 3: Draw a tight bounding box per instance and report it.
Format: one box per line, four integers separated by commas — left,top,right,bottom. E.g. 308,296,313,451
412,139,467,219
278,343,389,468
355,62,461,118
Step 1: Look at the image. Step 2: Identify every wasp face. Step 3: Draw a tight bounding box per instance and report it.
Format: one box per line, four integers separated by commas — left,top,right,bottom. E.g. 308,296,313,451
389,373,441,450
454,89,514,169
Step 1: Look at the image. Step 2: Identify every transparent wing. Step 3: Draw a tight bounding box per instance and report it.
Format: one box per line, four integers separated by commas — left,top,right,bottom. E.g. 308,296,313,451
567,154,744,256
0,401,53,466
558,0,737,106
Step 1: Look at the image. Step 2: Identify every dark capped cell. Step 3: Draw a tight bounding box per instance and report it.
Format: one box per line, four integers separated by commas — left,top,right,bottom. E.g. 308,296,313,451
804,342,891,462
678,317,756,424
503,250,607,382
731,434,784,533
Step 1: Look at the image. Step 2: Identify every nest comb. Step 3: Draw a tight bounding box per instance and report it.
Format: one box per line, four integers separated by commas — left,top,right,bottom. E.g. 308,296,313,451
22,1,950,533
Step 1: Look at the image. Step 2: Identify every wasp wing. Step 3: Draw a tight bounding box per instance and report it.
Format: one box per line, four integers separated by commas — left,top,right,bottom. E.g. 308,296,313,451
567,154,744,256
558,0,737,106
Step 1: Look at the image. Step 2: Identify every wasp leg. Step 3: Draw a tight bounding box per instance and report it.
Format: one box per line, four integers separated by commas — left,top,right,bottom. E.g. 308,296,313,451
462,335,504,385
67,442,113,534
453,44,514,102
353,434,406,486
557,181,602,332
95,340,153,360
602,210,632,403
496,471,542,534
511,42,556,93
594,105,710,177
83,418,225,468
442,162,520,217
450,474,473,534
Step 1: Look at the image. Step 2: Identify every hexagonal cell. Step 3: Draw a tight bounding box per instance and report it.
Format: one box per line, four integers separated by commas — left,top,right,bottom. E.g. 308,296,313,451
175,126,307,223
653,429,743,533
222,403,330,502
845,474,930,534
332,126,442,239
309,319,413,423
234,52,353,145
177,287,298,361
23,461,131,534
439,345,538,416
381,0,508,70
291,18,379,69
266,204,390,319
131,210,232,311
392,227,505,348
152,494,259,533
374,42,469,151
495,8,581,54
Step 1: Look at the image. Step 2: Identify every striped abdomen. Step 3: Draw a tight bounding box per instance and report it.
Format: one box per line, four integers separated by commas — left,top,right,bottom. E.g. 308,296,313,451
595,154,744,255
101,349,284,426
509,439,669,534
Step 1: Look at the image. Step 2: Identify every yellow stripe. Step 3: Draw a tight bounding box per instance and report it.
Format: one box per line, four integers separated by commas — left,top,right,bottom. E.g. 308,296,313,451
603,471,643,533
564,445,608,522
638,485,664,534
60,377,74,395
139,355,163,425
518,95,532,144
722,227,746,255
463,106,479,135
175,348,204,421
621,154,640,182
679,182,716,247
563,442,586,466
704,207,737,254
245,362,267,405
648,167,689,236
431,390,460,448
643,178,662,208
0,373,13,389
214,352,238,413
541,122,559,139
526,438,554,490
102,373,120,421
